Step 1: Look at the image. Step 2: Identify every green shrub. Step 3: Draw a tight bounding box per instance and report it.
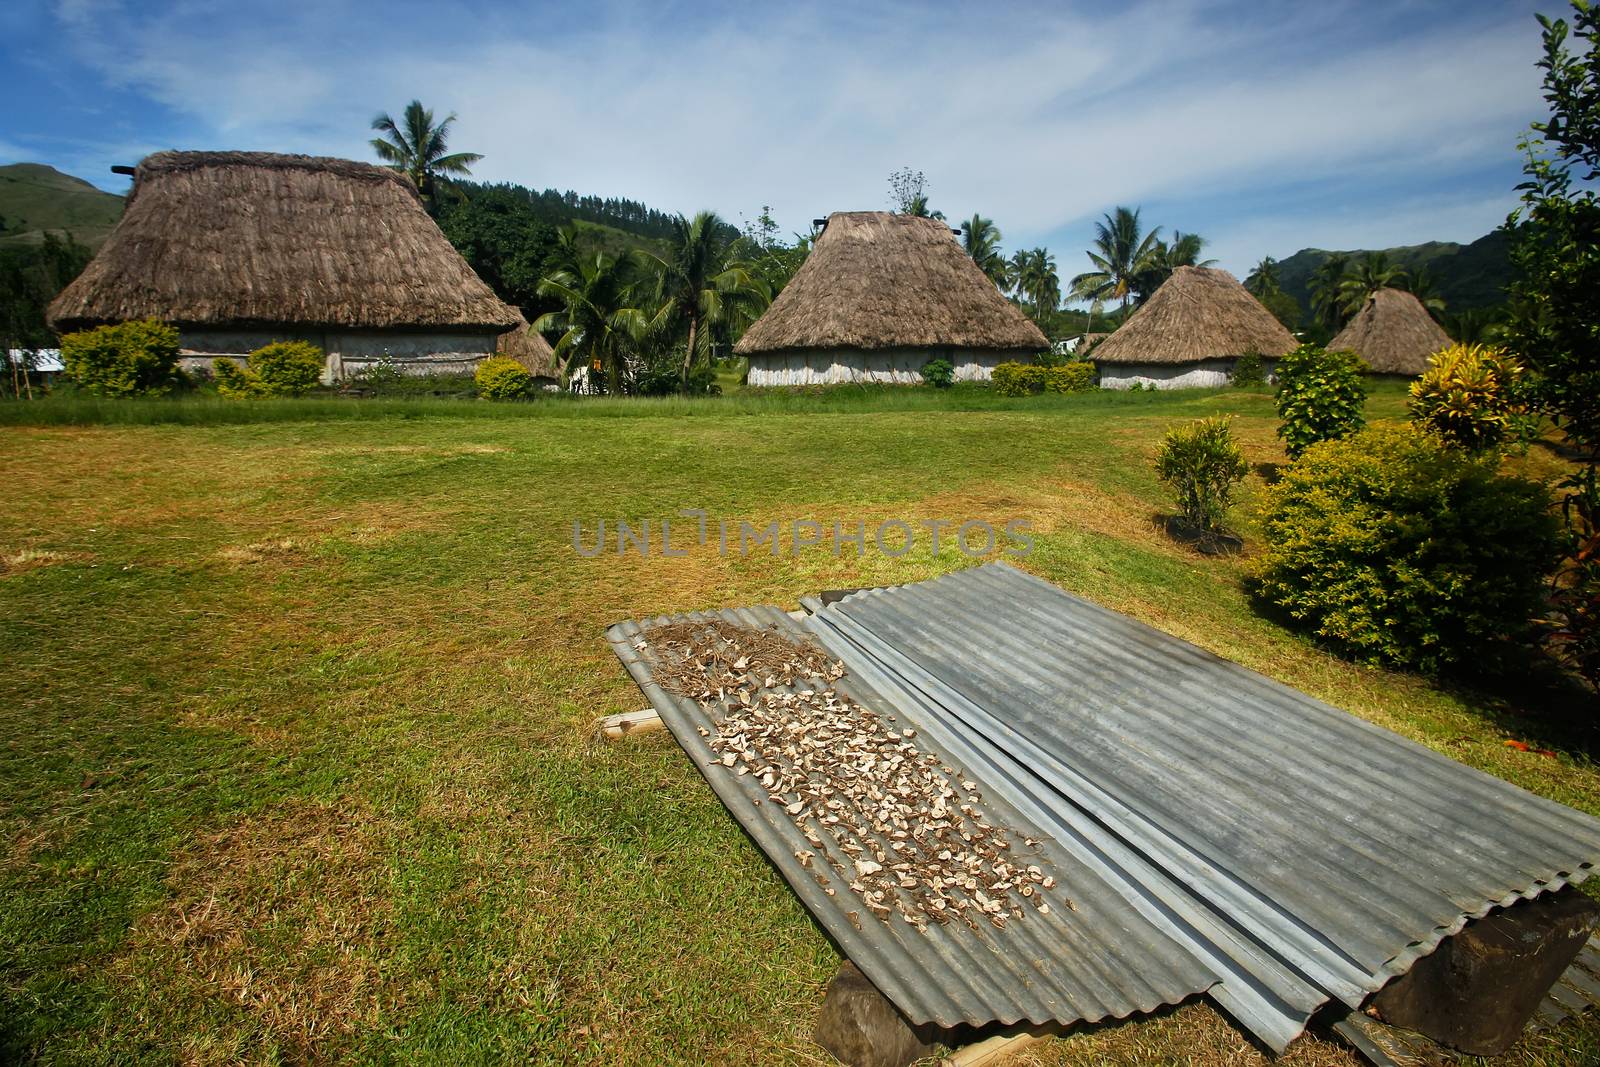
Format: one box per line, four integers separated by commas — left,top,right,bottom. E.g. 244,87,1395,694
1255,423,1559,672
61,319,182,397
1155,416,1249,533
1230,352,1267,387
1274,343,1368,457
1408,343,1528,453
475,356,536,399
921,358,954,389
213,340,325,399
991,361,1093,396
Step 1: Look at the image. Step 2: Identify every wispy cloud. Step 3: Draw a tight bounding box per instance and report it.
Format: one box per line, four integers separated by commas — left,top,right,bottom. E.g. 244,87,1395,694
14,0,1550,274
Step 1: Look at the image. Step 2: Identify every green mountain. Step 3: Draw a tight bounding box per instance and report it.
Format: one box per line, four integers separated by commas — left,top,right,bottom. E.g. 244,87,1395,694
0,163,124,249
1274,230,1512,315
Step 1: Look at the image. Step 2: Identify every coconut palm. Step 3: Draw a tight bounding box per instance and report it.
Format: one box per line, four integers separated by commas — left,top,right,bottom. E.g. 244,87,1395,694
370,100,482,205
1069,206,1162,313
1399,265,1447,318
1014,247,1060,324
1245,256,1281,296
1338,252,1408,317
534,253,650,394
1309,253,1352,332
1131,230,1216,304
644,211,769,387
962,215,1008,288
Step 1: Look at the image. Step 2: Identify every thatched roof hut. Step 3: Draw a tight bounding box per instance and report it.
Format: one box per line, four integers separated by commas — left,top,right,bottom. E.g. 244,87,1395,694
1328,288,1452,376
1090,266,1296,390
497,315,559,382
49,151,519,378
735,211,1046,385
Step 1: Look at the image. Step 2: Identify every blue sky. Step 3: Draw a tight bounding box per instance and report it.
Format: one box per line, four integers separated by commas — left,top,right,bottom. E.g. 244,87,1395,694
0,0,1553,279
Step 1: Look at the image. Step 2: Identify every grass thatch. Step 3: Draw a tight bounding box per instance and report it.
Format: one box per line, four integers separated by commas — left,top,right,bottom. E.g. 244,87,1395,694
497,315,559,380
734,212,1047,356
48,152,520,334
1089,267,1297,366
1328,288,1453,376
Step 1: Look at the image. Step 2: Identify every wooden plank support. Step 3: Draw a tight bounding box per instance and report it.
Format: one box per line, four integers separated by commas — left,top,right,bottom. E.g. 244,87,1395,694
597,708,663,740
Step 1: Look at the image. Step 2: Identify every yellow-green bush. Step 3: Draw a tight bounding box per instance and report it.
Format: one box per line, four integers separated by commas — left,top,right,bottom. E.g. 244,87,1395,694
213,340,325,399
992,361,1094,396
1274,343,1368,457
1255,423,1558,673
61,319,182,397
1408,343,1527,453
1155,416,1248,533
475,356,536,399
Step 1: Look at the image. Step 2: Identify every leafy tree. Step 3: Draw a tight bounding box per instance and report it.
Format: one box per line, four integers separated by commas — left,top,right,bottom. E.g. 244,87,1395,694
1069,206,1161,313
436,187,563,314
1509,0,1600,690
644,211,768,387
534,253,651,394
1,231,92,397
1308,253,1352,332
738,206,811,297
887,167,943,219
961,214,1008,288
370,100,483,206
1338,252,1408,317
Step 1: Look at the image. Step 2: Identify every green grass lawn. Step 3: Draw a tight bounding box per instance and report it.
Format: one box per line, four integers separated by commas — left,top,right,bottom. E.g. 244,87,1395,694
3,383,1597,1065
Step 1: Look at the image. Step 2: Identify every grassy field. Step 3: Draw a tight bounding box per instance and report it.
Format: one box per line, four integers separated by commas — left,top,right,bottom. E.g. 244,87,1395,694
3,382,1598,1065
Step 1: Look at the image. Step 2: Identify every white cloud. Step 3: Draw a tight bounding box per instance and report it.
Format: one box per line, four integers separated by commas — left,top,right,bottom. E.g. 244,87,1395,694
47,0,1546,269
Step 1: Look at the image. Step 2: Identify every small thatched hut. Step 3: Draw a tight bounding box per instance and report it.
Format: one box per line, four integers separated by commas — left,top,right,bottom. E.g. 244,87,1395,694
497,315,560,386
1328,288,1452,376
48,151,520,380
1090,266,1297,389
734,211,1046,385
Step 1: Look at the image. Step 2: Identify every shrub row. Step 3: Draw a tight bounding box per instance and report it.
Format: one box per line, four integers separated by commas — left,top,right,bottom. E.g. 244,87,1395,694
992,361,1094,397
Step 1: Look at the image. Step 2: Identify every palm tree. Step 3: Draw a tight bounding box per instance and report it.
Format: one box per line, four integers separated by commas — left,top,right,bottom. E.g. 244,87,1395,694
370,100,482,205
645,211,768,387
1337,252,1408,318
962,215,1008,288
1069,206,1162,313
1131,230,1216,304
534,253,650,394
1014,247,1060,324
1309,253,1352,332
1398,265,1447,318
1245,256,1281,296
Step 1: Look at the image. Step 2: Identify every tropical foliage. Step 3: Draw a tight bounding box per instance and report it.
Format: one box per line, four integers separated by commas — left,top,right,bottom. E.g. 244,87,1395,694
214,341,325,398
61,319,183,397
1010,247,1061,323
1244,256,1302,330
961,215,1008,288
1256,424,1558,673
534,251,652,394
1155,416,1249,535
1274,343,1369,457
2,232,92,396
643,211,768,387
474,356,538,399
1068,206,1162,313
1408,343,1529,453
991,361,1093,396
370,100,482,206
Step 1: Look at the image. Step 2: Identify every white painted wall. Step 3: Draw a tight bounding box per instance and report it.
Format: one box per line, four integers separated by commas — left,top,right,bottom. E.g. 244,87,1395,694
746,348,1028,387
1099,358,1244,390
176,327,499,382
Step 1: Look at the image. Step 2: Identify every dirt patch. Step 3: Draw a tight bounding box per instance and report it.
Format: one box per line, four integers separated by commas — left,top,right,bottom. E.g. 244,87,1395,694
116,798,403,1060
0,548,93,576
215,538,311,565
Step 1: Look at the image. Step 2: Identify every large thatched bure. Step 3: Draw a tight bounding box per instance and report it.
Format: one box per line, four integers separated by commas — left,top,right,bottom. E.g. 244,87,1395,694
1090,266,1297,390
47,151,521,380
1328,287,1452,376
734,212,1046,385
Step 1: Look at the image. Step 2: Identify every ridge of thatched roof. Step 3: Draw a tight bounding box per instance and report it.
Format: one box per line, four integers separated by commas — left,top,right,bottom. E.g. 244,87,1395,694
1328,287,1452,375
497,314,559,380
48,151,520,333
734,212,1047,356
1088,266,1297,366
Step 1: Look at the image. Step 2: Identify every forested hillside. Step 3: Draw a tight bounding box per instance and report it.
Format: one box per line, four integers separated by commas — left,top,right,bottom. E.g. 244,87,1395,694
1274,231,1511,314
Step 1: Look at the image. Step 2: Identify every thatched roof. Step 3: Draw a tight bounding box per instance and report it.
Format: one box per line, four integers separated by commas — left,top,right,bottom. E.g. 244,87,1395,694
1328,288,1452,375
49,151,520,334
734,212,1047,356
1088,266,1297,366
498,315,559,380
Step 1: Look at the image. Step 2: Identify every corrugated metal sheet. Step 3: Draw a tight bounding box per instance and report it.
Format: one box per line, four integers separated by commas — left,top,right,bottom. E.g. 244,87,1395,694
803,562,1600,1049
1534,936,1600,1031
609,562,1600,1052
607,607,1219,1030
